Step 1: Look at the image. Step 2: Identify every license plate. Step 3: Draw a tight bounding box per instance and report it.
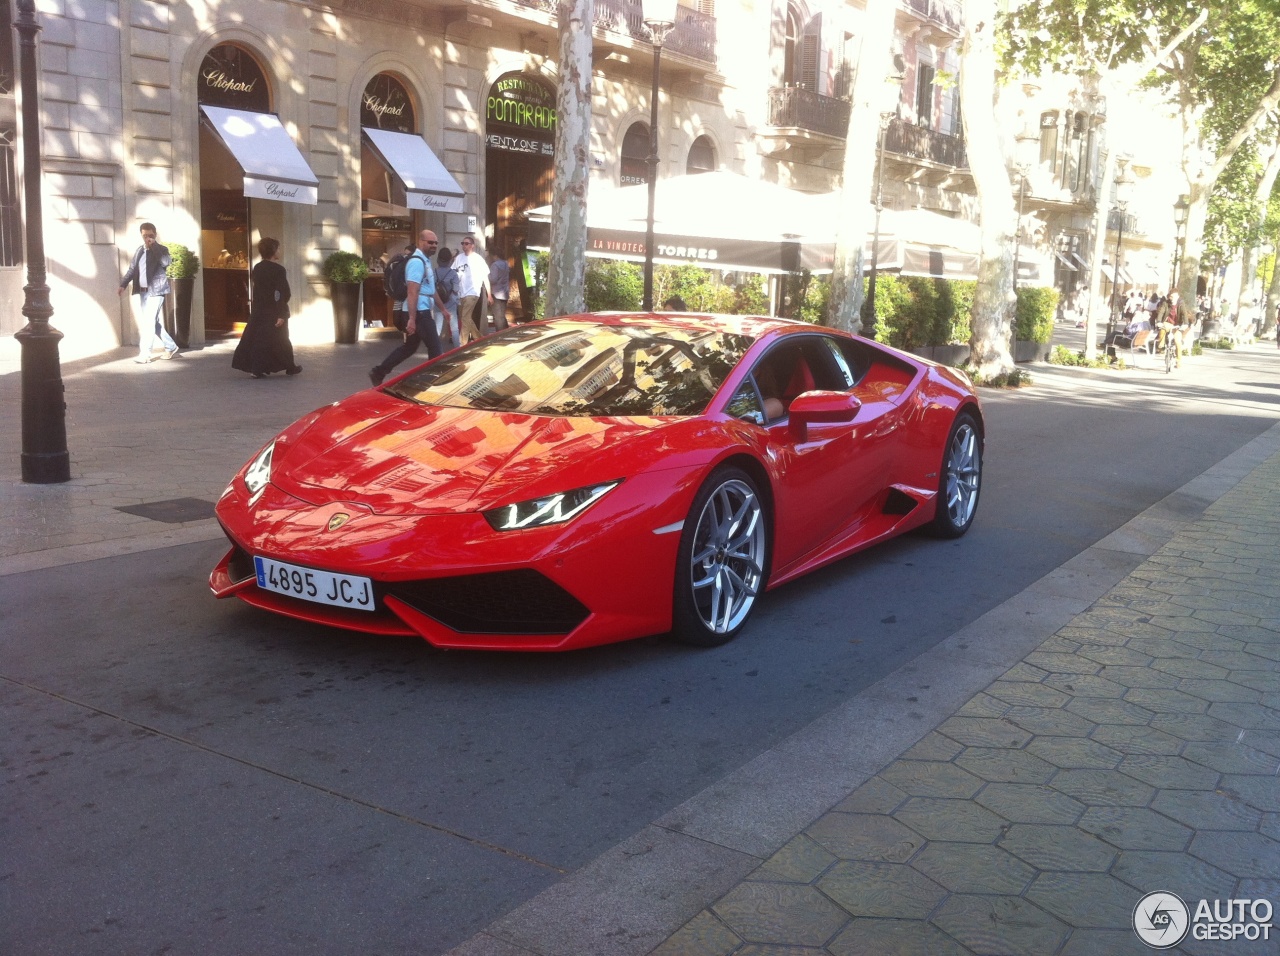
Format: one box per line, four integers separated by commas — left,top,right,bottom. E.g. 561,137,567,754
254,556,375,612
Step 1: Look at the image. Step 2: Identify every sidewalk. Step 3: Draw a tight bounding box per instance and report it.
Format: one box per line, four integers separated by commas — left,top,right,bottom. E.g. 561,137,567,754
645,438,1280,955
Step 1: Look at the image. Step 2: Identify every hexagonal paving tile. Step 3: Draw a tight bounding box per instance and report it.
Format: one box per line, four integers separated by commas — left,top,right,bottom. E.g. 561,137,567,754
828,917,971,956
1050,768,1156,807
755,834,838,884
1024,871,1141,928
899,732,965,762
1181,741,1280,775
1220,774,1280,812
1189,831,1280,879
931,894,1069,956
986,681,1072,708
910,842,1034,894
1090,724,1184,756
1260,813,1280,842
1112,849,1238,902
1004,706,1096,738
818,861,947,920
1045,674,1129,698
878,760,984,799
1123,687,1210,714
1208,700,1280,731
1177,679,1262,703
833,776,910,815
805,812,924,863
1151,658,1231,680
1026,736,1123,770
1149,712,1244,743
998,824,1117,871
649,910,742,956
1057,929,1147,955
1097,665,1181,689
711,881,849,947
1227,672,1280,694
1151,788,1262,831
1118,754,1220,790
955,693,1013,719
936,717,1033,749
893,797,1010,843
1002,661,1051,683
1066,697,1156,726
1078,806,1193,851
954,747,1057,784
1077,645,1153,667
976,783,1087,826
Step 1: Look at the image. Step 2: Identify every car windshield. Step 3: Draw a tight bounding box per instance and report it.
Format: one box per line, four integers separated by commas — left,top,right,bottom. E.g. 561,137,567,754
385,319,754,417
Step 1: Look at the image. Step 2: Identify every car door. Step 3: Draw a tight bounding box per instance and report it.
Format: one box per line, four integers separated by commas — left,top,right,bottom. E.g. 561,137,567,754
743,335,903,573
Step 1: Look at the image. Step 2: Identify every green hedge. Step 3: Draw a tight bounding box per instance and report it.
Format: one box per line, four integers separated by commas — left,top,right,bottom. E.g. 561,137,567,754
165,243,200,279
1014,286,1057,344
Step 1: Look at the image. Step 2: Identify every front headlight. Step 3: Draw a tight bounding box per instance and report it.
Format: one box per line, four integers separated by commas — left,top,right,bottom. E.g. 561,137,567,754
243,442,275,499
483,480,621,531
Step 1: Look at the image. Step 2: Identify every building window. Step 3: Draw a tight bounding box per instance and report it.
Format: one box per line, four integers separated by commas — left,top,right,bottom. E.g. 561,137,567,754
916,63,935,128
782,3,819,90
0,0,12,96
620,122,649,186
0,125,21,266
687,136,716,174
1039,111,1059,170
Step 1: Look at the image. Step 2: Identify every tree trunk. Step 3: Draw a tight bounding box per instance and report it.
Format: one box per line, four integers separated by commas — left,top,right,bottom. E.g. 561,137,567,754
961,0,1015,377
544,0,594,319
1083,142,1117,360
826,0,896,335
1233,132,1280,325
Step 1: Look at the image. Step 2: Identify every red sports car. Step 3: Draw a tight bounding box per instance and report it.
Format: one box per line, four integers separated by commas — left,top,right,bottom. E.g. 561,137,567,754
211,313,983,651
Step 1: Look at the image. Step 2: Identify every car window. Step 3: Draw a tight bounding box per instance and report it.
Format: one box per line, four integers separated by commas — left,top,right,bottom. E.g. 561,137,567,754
744,336,851,422
726,379,766,425
386,320,755,417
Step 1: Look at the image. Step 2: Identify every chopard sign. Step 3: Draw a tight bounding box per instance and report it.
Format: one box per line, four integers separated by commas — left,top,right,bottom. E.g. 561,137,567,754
202,70,256,95
362,94,405,121
265,182,301,199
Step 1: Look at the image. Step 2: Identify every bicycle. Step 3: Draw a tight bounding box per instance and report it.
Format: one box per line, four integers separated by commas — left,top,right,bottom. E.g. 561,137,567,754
1159,322,1180,373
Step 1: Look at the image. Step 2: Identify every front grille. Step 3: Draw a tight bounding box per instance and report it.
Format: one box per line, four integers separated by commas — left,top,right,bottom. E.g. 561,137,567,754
383,569,590,635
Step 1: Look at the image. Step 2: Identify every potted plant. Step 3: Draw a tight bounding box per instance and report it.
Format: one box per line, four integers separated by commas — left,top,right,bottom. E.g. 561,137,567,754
1013,286,1059,363
323,250,370,344
165,243,200,348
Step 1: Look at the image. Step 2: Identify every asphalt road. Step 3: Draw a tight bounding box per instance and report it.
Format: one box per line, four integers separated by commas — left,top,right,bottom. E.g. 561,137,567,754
4,341,1280,955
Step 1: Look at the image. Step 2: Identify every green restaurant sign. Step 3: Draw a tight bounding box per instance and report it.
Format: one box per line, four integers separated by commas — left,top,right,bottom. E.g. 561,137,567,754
486,72,557,157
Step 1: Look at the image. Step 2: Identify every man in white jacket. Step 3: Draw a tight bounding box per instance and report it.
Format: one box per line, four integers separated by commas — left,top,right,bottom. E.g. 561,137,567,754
453,235,491,343
118,222,181,364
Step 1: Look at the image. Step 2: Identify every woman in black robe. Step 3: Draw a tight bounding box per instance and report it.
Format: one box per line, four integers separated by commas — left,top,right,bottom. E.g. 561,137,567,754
232,237,301,378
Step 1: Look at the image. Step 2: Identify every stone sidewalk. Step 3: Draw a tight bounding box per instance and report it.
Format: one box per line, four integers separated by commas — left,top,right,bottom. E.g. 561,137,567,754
649,448,1280,955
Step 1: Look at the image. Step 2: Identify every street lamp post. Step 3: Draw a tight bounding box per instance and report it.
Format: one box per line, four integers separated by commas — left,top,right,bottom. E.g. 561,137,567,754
1172,195,1189,291
14,0,69,483
641,0,677,312
1105,159,1132,341
1010,166,1028,356
861,58,905,336
864,111,894,335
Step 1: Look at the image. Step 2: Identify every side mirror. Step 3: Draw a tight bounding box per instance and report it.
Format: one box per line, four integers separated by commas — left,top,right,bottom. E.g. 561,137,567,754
789,390,861,441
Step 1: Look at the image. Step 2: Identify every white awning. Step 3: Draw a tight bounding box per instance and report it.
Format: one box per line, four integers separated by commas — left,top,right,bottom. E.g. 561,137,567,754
362,128,465,213
200,106,319,205
1054,251,1077,270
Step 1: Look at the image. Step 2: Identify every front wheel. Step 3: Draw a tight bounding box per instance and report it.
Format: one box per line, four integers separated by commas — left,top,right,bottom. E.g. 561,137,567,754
671,467,769,647
932,411,982,538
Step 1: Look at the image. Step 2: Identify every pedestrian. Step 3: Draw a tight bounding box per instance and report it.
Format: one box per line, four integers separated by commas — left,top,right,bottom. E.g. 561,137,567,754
369,230,444,386
453,235,491,343
488,251,511,332
117,221,181,364
383,242,415,334
434,246,460,349
232,237,300,378
662,295,687,311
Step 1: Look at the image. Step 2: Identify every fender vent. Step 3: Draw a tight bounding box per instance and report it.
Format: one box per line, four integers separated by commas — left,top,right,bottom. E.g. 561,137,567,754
882,488,919,516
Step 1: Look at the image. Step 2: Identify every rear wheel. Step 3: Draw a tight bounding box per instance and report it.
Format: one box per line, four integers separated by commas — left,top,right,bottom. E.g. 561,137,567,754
932,411,982,538
671,467,769,647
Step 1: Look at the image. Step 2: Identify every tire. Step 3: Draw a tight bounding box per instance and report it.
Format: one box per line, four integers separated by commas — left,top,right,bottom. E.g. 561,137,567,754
932,411,982,538
1165,337,1175,374
671,467,769,647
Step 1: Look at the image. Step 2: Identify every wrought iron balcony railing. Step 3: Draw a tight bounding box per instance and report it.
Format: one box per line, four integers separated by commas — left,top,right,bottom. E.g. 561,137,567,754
883,117,968,168
902,0,962,33
513,0,716,64
766,85,851,139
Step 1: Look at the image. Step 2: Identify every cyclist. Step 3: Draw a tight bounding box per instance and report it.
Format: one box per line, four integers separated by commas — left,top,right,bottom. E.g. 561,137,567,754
1154,290,1192,369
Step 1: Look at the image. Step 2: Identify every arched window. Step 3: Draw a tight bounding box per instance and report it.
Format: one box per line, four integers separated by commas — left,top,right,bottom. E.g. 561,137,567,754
621,122,650,186
687,136,716,174
197,43,271,112
782,3,817,89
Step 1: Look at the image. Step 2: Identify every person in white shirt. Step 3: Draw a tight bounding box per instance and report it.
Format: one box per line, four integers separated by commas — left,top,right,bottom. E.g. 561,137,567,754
117,222,181,364
453,235,491,344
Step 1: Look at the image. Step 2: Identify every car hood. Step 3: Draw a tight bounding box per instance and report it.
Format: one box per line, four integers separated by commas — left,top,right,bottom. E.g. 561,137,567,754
272,392,711,516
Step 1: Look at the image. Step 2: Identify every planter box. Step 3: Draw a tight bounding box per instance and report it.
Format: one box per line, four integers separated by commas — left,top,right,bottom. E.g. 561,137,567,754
1013,339,1051,363
909,344,971,367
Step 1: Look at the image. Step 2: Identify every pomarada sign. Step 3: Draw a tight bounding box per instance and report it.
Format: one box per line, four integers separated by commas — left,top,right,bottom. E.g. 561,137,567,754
486,72,556,157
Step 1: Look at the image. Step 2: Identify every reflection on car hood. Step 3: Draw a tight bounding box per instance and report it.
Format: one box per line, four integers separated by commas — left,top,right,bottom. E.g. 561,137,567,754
272,392,675,515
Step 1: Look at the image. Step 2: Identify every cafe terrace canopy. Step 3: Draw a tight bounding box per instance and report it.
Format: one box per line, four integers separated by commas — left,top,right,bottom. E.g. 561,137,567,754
199,105,320,205
526,171,1047,282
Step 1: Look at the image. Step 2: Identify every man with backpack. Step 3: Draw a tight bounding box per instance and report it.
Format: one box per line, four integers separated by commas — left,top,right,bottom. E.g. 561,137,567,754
369,230,447,386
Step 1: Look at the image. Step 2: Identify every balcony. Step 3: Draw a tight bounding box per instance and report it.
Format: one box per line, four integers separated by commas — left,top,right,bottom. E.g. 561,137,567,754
766,85,851,140
512,0,717,64
902,0,962,33
1107,208,1144,238
883,117,967,169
